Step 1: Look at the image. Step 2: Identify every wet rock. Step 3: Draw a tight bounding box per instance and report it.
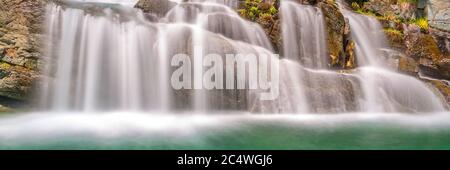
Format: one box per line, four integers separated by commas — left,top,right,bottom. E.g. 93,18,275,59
384,28,405,50
134,0,177,17
426,79,450,105
318,1,346,68
398,56,418,75
302,70,362,113
344,40,356,69
436,58,450,80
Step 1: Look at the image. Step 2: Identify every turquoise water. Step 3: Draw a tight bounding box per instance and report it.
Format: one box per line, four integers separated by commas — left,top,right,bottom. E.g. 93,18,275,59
0,112,450,149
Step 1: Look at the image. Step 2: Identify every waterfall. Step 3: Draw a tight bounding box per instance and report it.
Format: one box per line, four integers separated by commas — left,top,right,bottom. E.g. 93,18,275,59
342,10,446,112
41,0,447,113
42,0,276,112
275,0,446,113
281,1,327,68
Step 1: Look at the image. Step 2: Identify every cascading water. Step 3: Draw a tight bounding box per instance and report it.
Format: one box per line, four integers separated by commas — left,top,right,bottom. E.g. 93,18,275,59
342,8,446,112
276,0,446,113
40,0,447,113
0,0,449,150
281,1,327,68
41,0,277,112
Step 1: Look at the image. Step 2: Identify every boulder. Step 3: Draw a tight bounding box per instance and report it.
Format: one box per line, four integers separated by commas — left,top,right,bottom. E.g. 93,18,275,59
405,28,442,62
398,55,418,75
318,1,347,68
430,28,450,55
404,29,450,80
364,0,416,20
426,0,450,32
134,0,177,17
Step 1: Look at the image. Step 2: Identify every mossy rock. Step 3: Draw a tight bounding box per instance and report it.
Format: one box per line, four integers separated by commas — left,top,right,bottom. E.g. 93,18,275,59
384,28,405,50
427,79,450,105
406,33,442,62
318,1,346,68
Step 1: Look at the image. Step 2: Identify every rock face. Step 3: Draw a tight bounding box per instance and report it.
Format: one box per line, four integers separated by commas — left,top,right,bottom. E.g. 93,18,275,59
318,1,355,69
364,0,417,20
430,28,450,54
0,0,47,108
403,24,450,80
134,0,177,16
426,0,450,32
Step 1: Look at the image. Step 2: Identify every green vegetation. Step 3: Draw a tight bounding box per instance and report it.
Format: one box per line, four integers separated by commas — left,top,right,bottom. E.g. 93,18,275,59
238,0,278,21
397,0,418,4
383,28,404,48
384,28,403,36
349,0,428,33
410,17,429,31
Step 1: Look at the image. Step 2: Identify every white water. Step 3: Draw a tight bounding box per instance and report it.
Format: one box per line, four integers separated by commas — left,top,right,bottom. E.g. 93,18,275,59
37,0,450,113
342,9,445,112
1,112,450,143
281,1,327,68
0,0,449,148
42,0,278,112
275,1,446,113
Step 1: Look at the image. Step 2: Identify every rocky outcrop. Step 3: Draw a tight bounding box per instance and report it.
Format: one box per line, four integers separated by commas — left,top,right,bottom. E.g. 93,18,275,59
426,0,450,33
430,28,450,54
427,79,450,105
134,0,177,16
318,1,355,69
403,24,450,80
318,1,345,68
363,0,417,20
0,0,48,108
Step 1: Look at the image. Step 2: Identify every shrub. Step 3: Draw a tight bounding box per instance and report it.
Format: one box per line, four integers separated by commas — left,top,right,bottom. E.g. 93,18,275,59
411,18,429,31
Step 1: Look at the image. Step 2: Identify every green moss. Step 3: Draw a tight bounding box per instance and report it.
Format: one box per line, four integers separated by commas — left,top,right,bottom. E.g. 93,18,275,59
268,6,277,15
409,34,442,62
384,28,404,48
0,62,11,70
239,0,278,21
